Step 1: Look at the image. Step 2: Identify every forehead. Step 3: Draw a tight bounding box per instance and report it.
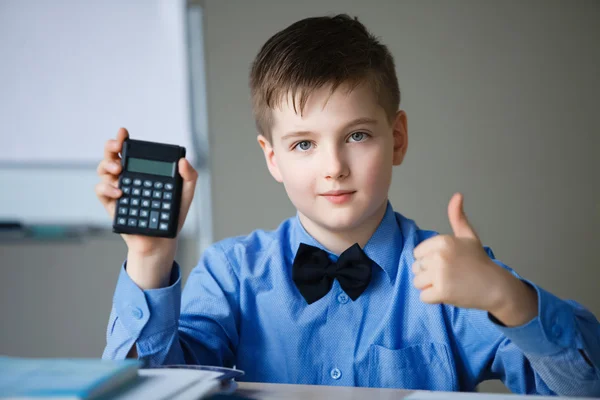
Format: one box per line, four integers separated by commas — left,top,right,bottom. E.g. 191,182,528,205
270,83,386,138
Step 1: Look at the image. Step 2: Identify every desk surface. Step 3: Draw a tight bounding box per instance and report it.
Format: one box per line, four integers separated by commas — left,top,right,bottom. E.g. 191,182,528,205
235,382,581,400
236,382,409,400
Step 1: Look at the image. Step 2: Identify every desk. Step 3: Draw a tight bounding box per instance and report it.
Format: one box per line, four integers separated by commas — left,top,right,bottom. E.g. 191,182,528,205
235,382,582,400
236,382,409,399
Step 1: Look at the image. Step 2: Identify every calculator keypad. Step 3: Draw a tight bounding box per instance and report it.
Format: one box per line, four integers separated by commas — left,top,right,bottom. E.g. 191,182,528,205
118,176,175,233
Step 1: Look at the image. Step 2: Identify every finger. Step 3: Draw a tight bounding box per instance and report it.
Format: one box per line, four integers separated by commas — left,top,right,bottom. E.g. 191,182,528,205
420,287,442,304
95,182,122,216
100,173,119,186
413,235,453,260
97,159,122,178
103,128,129,161
95,181,122,202
411,259,429,275
176,158,199,232
413,268,433,290
179,158,199,183
448,192,479,240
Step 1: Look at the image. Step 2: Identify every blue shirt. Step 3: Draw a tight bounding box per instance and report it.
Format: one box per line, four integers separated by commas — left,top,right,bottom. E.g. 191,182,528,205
103,202,600,396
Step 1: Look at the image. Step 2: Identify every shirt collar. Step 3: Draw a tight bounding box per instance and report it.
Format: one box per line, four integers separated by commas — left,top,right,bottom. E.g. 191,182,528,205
289,201,403,283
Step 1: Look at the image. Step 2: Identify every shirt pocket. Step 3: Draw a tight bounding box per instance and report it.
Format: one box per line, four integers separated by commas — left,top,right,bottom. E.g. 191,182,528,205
368,342,457,390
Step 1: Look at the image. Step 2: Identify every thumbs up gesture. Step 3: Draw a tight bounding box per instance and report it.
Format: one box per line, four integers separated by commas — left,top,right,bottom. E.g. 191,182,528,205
412,193,537,325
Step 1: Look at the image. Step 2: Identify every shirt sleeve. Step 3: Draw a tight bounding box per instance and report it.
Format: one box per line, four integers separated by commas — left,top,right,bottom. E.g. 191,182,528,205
102,243,240,367
465,248,600,396
488,270,600,396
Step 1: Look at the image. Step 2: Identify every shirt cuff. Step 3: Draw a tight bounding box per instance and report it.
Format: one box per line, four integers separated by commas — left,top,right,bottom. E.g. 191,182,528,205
489,279,577,356
113,261,182,340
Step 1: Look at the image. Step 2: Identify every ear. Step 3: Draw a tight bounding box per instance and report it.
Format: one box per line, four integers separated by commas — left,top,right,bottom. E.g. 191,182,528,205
257,134,283,182
392,110,408,166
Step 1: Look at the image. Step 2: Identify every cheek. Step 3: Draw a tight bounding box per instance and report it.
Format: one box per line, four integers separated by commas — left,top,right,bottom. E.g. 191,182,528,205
276,153,315,193
356,146,393,190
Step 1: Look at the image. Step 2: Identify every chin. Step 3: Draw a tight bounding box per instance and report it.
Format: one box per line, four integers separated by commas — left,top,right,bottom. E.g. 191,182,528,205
314,208,366,232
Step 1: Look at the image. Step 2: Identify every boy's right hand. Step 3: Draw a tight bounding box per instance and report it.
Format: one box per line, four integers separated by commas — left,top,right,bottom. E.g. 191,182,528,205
95,128,198,289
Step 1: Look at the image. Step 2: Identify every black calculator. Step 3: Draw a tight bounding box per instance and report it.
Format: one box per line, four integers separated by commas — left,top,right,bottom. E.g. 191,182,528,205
112,138,186,238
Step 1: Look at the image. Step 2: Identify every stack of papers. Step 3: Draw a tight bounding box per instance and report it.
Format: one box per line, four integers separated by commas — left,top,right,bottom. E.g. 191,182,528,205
0,357,245,400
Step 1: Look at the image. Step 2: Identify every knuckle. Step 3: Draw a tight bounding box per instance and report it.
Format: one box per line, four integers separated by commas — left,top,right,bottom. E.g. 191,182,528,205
433,252,446,265
94,183,104,196
440,235,453,248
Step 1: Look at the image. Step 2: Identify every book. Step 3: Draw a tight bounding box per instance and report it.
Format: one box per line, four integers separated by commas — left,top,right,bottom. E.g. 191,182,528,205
0,356,141,399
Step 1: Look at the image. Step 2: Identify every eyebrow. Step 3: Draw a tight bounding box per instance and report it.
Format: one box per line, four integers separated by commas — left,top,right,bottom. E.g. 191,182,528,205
280,117,378,141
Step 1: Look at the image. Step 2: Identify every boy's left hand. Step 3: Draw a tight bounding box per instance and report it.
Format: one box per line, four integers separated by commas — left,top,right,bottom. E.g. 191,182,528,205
412,193,538,327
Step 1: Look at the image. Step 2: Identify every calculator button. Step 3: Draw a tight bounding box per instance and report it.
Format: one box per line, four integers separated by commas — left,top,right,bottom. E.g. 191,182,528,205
141,200,151,208
162,202,171,210
149,211,159,229
129,208,138,217
163,192,173,200
119,197,129,205
165,183,174,191
122,186,131,195
160,212,170,220
117,217,127,225
138,220,148,228
132,188,141,196
133,179,142,186
118,207,128,215
142,189,152,197
127,218,137,227
153,191,162,199
151,200,161,209
159,222,169,231
154,182,163,189
131,198,140,207
140,209,149,218
143,180,153,188
122,177,132,185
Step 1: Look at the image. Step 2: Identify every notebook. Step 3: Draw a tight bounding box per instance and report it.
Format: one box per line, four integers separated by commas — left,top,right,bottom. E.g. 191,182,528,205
0,356,141,399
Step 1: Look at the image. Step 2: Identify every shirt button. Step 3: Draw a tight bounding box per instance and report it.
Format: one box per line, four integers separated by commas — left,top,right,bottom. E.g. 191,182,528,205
330,368,342,380
131,307,144,320
552,324,562,338
337,293,349,304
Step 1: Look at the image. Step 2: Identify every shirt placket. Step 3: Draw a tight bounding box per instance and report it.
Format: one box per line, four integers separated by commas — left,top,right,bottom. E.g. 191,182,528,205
322,278,358,386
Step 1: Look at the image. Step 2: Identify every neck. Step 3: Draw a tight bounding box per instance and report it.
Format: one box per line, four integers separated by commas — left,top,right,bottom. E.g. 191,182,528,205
298,200,388,255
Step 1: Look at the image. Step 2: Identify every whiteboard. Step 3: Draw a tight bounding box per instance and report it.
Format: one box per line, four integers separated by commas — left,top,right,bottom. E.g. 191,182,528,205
0,0,193,163
0,1,206,235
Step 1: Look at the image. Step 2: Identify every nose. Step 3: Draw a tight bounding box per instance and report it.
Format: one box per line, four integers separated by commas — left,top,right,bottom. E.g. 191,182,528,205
322,145,349,180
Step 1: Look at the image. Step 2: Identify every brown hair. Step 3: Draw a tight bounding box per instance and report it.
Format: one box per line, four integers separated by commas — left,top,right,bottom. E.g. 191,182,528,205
249,14,400,141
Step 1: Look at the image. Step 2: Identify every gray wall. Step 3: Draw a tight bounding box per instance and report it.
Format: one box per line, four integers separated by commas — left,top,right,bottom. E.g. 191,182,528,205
1,0,598,394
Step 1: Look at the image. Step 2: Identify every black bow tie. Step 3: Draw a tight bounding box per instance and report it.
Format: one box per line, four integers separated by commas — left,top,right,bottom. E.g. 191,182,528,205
292,243,374,305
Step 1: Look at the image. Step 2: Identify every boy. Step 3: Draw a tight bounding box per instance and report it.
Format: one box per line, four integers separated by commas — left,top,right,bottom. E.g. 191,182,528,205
96,15,600,395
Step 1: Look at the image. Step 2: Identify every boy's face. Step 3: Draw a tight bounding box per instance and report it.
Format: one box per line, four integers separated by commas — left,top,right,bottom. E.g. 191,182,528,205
258,83,407,235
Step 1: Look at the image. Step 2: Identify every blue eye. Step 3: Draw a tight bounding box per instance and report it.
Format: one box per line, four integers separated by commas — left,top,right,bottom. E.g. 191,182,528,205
295,141,312,151
349,132,368,142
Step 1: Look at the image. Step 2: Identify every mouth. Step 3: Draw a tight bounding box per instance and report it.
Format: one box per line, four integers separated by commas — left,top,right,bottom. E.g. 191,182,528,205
319,190,356,205
320,190,356,196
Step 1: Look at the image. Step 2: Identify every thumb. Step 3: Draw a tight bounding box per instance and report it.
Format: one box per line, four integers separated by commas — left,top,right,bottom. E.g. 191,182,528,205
448,192,479,240
179,157,198,184
176,158,198,233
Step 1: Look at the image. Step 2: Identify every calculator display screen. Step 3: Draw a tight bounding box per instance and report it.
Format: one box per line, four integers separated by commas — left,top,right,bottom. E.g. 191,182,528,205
127,157,175,177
